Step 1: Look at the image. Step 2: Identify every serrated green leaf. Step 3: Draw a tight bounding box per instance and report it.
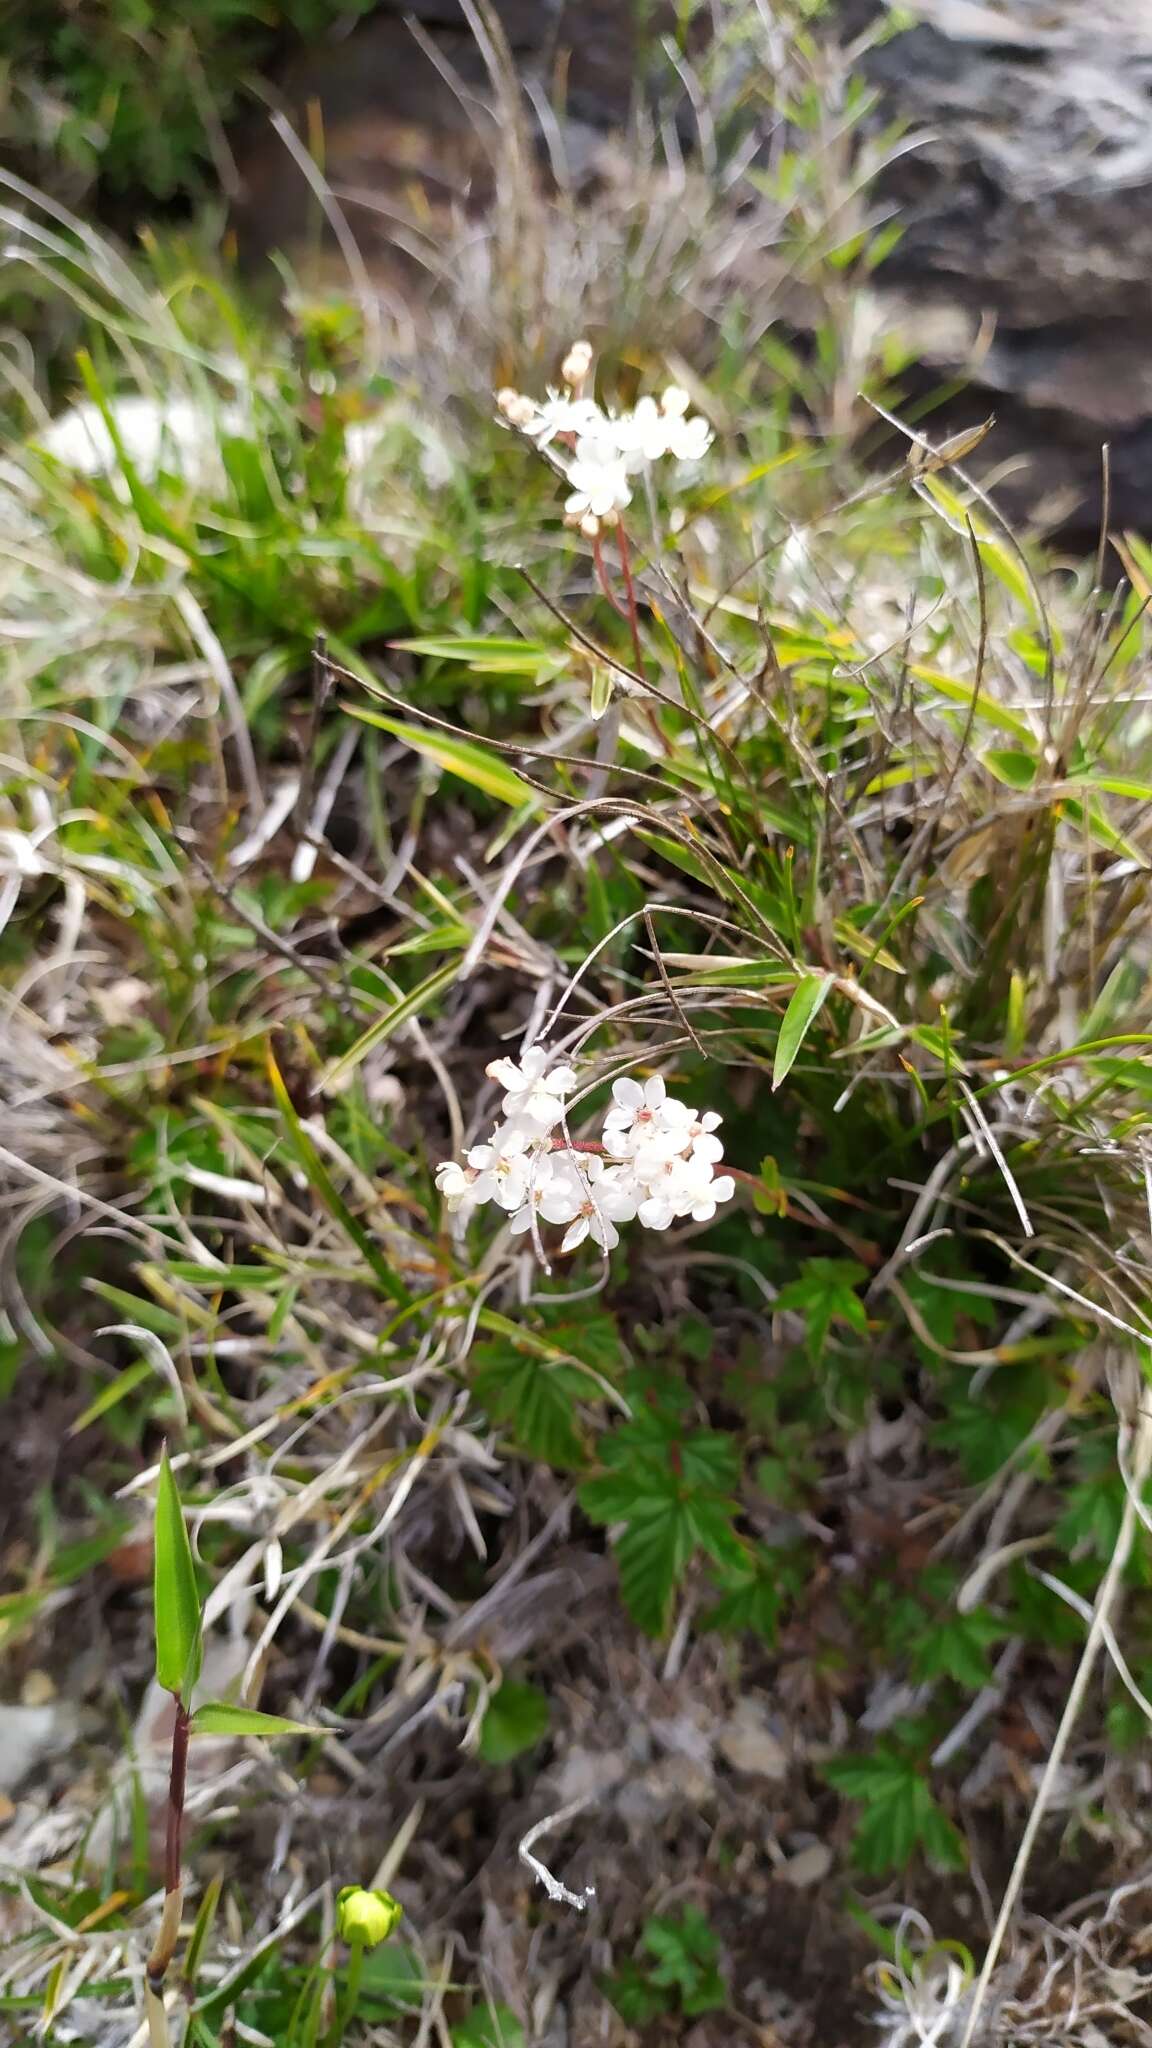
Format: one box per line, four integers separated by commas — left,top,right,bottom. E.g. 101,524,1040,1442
773,972,832,1089
606,1497,698,1636
826,1751,965,1874
471,1343,588,1467
190,1702,315,1738
910,1610,1006,1690
153,1448,202,1698
478,1680,551,1764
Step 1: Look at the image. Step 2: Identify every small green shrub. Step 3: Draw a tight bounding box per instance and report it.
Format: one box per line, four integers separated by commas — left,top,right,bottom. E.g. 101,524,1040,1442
2,0,372,205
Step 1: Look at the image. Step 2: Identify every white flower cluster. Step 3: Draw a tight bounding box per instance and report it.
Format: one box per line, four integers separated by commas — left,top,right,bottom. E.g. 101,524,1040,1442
496,340,712,538
435,1047,736,1256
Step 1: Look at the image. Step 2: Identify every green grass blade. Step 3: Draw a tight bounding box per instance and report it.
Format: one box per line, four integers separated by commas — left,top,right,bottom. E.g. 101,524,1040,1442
319,961,459,1096
267,1046,411,1306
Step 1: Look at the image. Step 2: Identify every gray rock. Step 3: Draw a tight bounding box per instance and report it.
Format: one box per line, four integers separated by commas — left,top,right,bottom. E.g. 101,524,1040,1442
843,0,1152,533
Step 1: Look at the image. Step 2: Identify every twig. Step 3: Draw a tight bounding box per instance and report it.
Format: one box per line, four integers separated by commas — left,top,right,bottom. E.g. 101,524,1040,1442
518,1796,597,1912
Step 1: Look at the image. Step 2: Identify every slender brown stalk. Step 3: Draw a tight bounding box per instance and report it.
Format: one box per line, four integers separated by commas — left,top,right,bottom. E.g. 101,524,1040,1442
147,1697,190,1992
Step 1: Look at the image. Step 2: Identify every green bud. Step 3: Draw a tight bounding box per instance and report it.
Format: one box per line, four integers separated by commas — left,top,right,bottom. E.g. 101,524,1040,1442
335,1886,403,1949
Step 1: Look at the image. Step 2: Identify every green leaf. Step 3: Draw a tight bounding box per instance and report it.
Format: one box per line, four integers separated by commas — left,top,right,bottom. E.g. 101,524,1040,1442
343,703,544,808
642,1908,726,2016
478,1680,551,1764
153,1448,202,1698
319,961,459,1095
605,1961,668,2025
68,1356,155,1435
773,972,832,1089
471,1343,588,1467
391,634,565,680
611,1496,697,1635
908,665,1033,742
189,1702,315,1738
774,1257,868,1363
703,1545,796,1642
826,1751,965,1874
910,1610,1006,1691
983,748,1038,790
450,2004,526,2048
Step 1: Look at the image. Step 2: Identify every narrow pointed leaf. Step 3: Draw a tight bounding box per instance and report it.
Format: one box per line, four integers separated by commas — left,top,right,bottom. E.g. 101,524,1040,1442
319,960,458,1096
267,1046,410,1306
342,704,543,807
190,1702,316,1738
773,972,832,1089
153,1448,202,1697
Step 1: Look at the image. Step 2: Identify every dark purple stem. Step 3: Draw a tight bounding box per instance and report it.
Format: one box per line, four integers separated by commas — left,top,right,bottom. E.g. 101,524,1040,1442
165,1699,190,1898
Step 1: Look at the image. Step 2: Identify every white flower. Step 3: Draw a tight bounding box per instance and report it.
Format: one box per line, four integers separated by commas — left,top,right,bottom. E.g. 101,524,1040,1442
604,1073,690,1143
685,1173,735,1224
465,1124,535,1212
545,1153,638,1255
495,387,539,429
525,392,604,447
486,1045,577,1132
661,385,691,417
435,1159,477,1215
563,434,632,530
613,395,671,468
509,1153,559,1237
37,395,241,485
438,1052,736,1255
664,410,712,462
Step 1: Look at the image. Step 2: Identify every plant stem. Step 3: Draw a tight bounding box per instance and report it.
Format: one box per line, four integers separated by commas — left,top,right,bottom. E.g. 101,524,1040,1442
165,1699,190,1899
591,530,630,621
146,1695,190,1992
615,522,645,673
325,1935,366,2048
143,1981,173,2048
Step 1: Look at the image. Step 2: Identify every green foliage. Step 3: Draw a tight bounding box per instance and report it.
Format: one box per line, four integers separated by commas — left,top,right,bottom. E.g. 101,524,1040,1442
10,25,1152,2025
190,1702,314,1738
478,1681,551,1765
6,0,372,204
580,1402,746,1635
451,2006,526,2048
606,1906,726,2023
471,1343,589,1469
825,1749,966,1874
774,1259,870,1364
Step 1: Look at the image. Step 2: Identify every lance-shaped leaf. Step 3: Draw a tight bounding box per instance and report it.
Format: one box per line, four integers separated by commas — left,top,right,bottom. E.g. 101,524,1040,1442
153,1448,203,1698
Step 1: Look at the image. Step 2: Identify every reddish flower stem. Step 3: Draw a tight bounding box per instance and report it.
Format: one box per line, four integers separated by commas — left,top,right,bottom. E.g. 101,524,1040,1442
591,531,630,620
615,522,645,673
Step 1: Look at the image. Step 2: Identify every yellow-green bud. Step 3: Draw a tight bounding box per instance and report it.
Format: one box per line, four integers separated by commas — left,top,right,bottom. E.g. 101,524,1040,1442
335,1886,403,1948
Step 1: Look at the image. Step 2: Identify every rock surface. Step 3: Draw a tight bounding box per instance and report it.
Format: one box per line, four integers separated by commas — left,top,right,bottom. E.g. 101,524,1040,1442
847,0,1152,535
